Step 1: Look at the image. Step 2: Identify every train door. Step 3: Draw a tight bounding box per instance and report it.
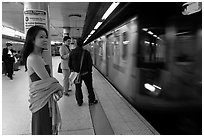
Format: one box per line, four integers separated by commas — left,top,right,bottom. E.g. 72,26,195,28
93,41,97,65
106,33,113,78
106,34,111,77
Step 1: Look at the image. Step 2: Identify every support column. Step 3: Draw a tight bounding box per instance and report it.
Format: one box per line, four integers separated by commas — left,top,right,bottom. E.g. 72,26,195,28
24,2,53,75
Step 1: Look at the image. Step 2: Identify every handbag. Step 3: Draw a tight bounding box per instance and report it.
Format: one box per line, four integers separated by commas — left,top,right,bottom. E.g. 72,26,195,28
57,63,62,73
69,72,78,85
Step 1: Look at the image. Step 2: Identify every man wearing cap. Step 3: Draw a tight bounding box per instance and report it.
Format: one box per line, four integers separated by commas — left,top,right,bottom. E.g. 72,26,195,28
3,43,15,80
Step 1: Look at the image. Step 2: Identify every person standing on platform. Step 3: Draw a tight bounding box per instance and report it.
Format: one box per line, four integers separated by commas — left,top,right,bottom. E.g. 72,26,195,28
59,36,72,96
2,48,9,76
2,43,15,80
22,26,63,135
68,38,98,106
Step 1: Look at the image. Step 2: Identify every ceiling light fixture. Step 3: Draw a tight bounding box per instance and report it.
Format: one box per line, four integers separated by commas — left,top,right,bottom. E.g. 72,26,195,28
102,2,120,20
94,22,102,30
142,28,148,31
148,31,153,35
90,30,95,35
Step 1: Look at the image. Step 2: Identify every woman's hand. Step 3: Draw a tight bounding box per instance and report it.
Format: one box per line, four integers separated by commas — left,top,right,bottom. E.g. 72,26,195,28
53,90,63,101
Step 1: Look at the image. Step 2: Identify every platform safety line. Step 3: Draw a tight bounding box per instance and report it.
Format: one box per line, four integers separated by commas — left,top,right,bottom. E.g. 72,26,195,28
93,66,160,135
87,84,114,135
81,84,97,135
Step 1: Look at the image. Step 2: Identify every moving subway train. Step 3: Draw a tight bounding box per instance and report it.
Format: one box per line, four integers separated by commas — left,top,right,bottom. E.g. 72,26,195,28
84,11,202,134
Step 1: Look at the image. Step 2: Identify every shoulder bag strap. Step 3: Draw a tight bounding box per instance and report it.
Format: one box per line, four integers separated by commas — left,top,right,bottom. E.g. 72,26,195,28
79,50,85,74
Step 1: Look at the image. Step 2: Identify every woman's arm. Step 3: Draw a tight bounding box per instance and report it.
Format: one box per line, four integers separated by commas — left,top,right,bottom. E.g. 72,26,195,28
28,56,50,79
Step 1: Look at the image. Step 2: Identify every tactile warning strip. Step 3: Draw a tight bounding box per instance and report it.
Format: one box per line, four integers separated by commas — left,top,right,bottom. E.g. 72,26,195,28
89,100,114,135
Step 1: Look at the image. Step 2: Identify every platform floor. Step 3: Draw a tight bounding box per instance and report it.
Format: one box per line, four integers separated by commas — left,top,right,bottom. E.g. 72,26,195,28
2,56,158,135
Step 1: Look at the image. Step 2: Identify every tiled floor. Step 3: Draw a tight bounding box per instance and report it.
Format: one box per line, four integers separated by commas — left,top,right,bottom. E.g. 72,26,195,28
2,56,158,135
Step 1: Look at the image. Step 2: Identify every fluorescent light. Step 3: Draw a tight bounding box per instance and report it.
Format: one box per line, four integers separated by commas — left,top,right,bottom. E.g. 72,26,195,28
123,41,129,45
144,41,150,44
153,35,157,37
130,17,137,21
144,83,155,92
8,41,24,44
2,26,15,37
142,28,148,31
148,31,153,35
176,32,189,35
94,22,102,30
102,2,119,20
90,30,95,35
51,41,61,44
15,31,24,37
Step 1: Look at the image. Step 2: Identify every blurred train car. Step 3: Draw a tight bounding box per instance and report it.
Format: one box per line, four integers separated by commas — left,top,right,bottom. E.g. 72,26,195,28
85,10,201,134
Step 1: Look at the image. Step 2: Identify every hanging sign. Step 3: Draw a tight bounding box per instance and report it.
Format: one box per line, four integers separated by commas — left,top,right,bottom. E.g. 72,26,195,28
24,9,47,33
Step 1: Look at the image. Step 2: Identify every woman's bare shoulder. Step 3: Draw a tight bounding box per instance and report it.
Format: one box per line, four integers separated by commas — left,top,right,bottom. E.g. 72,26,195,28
27,54,41,64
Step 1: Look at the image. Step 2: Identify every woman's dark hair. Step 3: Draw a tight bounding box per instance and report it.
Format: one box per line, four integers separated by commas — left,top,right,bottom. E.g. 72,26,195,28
22,25,48,71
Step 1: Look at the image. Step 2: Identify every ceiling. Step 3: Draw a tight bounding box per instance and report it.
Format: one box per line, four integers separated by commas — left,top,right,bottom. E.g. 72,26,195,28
2,2,24,33
3,2,199,44
2,2,89,42
49,2,88,40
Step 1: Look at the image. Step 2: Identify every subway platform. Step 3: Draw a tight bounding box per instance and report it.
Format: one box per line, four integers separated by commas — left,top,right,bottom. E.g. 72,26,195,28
2,56,159,135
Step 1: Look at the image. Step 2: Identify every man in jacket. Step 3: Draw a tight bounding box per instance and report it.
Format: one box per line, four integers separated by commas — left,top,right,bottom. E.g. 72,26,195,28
3,43,15,80
59,36,72,96
69,38,98,106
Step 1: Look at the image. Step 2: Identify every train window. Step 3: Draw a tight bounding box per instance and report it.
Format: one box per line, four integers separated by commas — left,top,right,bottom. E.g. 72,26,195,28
122,31,129,60
106,35,112,57
174,34,196,62
94,41,99,55
137,28,166,69
98,40,103,57
167,14,202,64
113,32,120,65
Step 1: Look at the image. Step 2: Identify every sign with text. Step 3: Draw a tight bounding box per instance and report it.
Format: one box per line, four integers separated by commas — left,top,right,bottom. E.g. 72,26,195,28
24,9,47,33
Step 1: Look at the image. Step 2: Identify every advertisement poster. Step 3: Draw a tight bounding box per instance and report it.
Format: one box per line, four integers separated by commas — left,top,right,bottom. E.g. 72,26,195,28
24,9,47,33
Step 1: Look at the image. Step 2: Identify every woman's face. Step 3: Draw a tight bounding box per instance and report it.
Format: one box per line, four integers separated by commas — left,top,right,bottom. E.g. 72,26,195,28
34,30,48,49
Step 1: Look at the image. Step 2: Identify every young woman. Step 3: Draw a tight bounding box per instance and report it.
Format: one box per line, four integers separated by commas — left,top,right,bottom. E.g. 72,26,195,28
22,26,63,135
